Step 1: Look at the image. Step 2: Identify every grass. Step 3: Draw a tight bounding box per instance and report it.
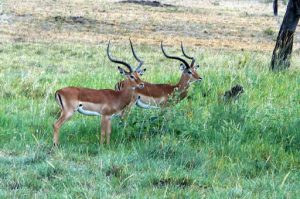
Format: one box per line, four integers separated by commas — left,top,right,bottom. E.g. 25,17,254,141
0,41,299,198
0,0,300,197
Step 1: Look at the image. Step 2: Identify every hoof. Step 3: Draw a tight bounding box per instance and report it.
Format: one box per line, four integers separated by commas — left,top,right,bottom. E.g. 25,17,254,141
53,143,59,147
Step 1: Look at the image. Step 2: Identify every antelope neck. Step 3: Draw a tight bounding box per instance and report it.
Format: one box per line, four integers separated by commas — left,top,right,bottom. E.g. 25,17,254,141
176,73,190,91
119,86,136,103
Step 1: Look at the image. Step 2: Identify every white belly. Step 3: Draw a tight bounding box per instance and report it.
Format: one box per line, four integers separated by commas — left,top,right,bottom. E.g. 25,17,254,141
77,104,101,116
136,99,159,109
135,95,166,109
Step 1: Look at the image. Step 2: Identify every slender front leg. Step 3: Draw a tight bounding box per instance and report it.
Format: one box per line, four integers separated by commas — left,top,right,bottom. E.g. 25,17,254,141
120,100,135,120
105,117,112,145
100,116,107,144
119,110,126,120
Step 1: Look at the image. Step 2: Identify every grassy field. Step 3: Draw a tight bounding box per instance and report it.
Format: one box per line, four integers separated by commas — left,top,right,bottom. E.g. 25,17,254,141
1,0,300,198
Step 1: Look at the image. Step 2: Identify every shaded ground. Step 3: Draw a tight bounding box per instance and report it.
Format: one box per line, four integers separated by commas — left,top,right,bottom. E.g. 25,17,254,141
119,0,175,7
0,0,288,51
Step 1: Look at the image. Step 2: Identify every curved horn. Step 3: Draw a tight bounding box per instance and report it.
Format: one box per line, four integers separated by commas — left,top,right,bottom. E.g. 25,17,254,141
107,40,133,73
181,41,195,66
129,38,144,71
161,41,189,68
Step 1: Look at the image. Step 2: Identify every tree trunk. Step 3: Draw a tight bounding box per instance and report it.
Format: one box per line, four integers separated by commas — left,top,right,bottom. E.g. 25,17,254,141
271,0,300,70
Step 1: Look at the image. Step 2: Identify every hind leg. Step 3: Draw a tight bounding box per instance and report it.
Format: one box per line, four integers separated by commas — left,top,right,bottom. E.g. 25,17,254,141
53,110,74,146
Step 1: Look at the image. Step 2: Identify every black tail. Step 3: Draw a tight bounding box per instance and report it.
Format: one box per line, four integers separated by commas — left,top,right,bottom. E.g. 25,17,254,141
55,92,64,109
273,0,278,16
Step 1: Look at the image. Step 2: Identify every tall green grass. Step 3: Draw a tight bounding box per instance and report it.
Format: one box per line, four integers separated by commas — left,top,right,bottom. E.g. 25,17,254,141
0,42,299,198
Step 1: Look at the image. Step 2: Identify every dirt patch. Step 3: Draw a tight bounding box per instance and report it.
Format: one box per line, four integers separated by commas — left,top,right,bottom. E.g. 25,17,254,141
105,164,131,187
105,165,125,178
8,181,22,190
52,16,97,25
0,14,13,24
0,0,280,51
152,176,212,190
119,0,175,7
0,151,9,158
43,15,115,33
0,150,19,157
152,177,193,188
0,13,32,24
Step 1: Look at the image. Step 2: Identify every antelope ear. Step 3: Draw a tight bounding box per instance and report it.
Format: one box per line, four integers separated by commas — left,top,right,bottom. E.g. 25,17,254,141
138,68,146,76
179,63,185,71
118,66,126,75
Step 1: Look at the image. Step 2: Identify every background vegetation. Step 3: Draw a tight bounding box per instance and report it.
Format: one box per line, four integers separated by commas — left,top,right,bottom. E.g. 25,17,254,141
0,0,299,198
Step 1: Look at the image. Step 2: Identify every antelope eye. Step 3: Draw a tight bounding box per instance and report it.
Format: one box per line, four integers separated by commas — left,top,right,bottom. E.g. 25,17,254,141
130,75,135,79
187,71,192,74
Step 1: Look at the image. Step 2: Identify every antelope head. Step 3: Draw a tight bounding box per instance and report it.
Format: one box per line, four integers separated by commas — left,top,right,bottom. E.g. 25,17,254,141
107,41,144,90
161,41,202,84
129,38,147,76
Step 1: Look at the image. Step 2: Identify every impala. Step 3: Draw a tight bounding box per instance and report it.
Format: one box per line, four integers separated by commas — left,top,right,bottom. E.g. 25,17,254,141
53,41,144,145
116,41,202,109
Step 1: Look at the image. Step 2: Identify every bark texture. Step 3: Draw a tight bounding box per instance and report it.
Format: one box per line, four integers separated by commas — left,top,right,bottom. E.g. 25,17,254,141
271,0,300,70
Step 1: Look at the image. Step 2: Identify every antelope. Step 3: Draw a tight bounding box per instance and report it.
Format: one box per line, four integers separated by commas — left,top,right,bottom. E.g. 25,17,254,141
115,41,202,109
53,41,144,145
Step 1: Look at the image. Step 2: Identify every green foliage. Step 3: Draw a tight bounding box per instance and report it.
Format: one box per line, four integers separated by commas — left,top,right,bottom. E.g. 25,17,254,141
0,42,300,198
